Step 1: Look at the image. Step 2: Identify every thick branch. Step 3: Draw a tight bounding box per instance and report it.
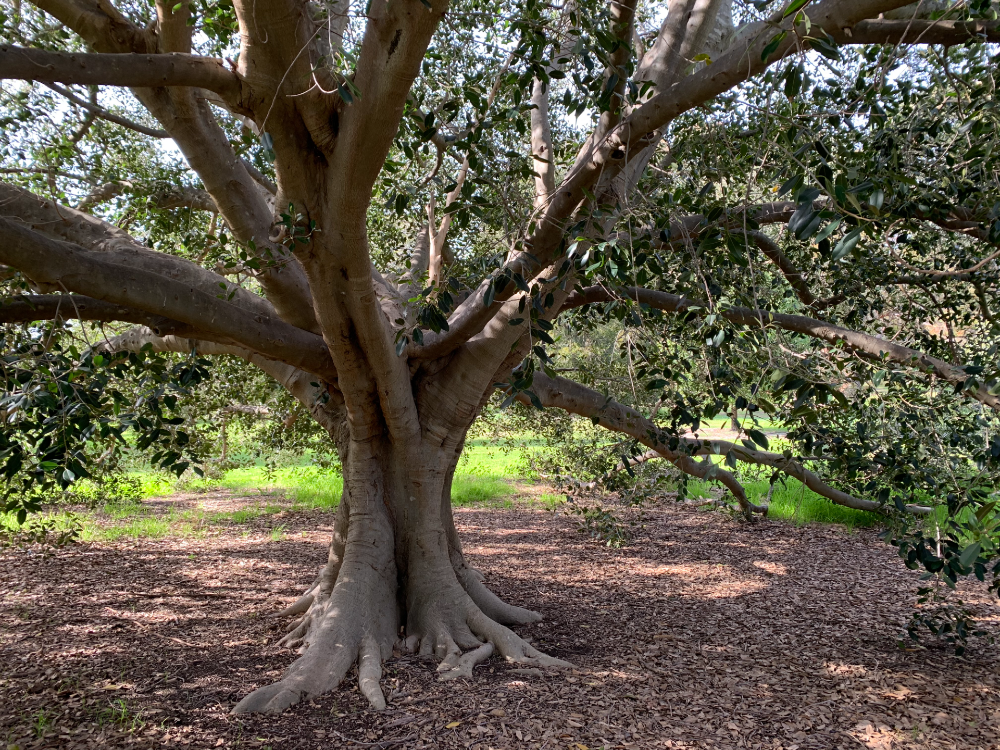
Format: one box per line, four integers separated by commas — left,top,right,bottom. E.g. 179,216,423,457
0,182,270,319
0,45,248,105
843,19,1000,45
0,217,336,379
0,293,190,331
564,286,1000,411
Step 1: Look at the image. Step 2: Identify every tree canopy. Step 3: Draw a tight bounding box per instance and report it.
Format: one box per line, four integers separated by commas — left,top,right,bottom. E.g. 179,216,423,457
1,0,999,713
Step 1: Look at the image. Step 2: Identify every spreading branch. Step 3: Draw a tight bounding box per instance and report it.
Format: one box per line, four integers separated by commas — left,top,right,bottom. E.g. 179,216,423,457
0,293,191,332
0,217,336,379
524,372,929,516
417,0,924,360
0,44,249,106
563,285,1000,411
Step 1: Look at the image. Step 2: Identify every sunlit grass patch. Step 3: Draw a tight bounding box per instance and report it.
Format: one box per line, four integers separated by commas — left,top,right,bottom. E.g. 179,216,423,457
89,515,175,542
452,475,515,507
184,465,343,510
686,476,882,528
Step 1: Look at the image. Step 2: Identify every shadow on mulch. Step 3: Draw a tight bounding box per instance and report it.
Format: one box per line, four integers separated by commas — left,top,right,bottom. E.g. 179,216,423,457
2,500,999,750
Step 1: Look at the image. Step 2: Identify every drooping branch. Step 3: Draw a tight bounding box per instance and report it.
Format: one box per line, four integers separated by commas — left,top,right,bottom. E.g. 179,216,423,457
524,372,931,516
101,328,344,435
0,44,249,106
521,373,766,516
563,285,1000,411
0,217,336,379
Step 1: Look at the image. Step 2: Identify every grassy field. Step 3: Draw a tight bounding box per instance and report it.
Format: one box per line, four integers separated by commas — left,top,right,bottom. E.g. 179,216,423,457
1,435,887,543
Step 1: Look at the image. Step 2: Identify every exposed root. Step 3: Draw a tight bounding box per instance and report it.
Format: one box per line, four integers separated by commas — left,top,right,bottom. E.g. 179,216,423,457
468,607,572,669
438,642,493,680
275,592,314,618
458,566,543,625
404,580,571,690
450,544,542,626
359,635,387,710
233,508,397,715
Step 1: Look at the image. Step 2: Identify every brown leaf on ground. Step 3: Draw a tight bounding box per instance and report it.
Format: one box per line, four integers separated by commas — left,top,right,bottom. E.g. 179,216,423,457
2,496,999,750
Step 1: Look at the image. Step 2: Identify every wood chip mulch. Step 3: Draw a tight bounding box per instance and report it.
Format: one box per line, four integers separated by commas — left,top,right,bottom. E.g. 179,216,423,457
2,498,999,750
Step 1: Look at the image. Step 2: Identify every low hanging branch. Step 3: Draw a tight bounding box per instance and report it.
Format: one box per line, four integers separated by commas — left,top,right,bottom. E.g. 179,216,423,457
519,373,768,517
563,286,1000,411
524,372,930,516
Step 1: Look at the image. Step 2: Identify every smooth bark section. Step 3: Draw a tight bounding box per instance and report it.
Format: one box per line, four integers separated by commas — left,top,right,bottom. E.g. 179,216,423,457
564,285,1000,411
0,293,185,330
0,45,247,104
0,218,336,379
843,19,1000,44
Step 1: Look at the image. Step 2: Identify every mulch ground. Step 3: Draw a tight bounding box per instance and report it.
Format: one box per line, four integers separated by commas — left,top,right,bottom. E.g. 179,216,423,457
2,496,999,750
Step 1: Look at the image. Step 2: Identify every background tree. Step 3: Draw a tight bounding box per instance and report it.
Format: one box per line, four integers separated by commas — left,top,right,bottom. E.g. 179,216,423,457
1,0,999,714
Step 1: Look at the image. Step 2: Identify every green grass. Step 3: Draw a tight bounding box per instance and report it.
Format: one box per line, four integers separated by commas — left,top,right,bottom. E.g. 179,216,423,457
686,476,882,528
185,465,343,509
1,431,899,543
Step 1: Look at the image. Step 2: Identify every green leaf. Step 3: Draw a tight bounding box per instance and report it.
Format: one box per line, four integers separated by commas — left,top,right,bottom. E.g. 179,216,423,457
959,542,981,568
813,217,842,243
832,227,861,261
747,429,769,450
761,31,787,61
869,188,884,210
782,0,810,18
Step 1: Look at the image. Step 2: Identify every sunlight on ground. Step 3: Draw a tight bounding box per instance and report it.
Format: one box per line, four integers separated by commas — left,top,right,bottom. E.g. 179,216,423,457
1,439,889,543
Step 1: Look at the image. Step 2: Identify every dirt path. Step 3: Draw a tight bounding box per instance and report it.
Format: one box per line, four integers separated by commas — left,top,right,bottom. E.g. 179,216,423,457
2,496,999,750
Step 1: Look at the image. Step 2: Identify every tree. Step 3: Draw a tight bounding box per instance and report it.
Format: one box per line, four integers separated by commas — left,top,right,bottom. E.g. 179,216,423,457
1,0,999,715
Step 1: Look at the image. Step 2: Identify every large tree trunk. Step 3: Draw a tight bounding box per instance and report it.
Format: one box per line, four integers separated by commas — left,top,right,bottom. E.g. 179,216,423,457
233,424,564,714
